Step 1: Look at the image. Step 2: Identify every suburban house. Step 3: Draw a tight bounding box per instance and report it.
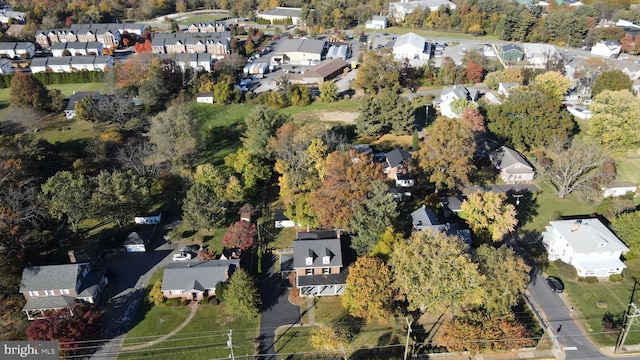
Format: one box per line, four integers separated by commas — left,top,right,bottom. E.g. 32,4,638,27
384,148,414,187
30,55,114,73
392,32,431,61
20,262,108,320
157,53,214,72
566,104,593,120
411,205,445,233
134,214,162,225
591,40,622,58
602,182,637,197
542,219,630,278
365,15,388,30
441,195,464,218
490,146,535,184
389,0,457,22
275,208,296,228
293,230,347,297
501,43,524,62
523,43,561,68
161,259,240,301
186,22,227,33
123,232,148,252
270,38,326,66
285,58,349,84
51,41,103,57
196,92,214,104
35,24,128,48
256,7,303,25
0,41,35,58
64,92,98,119
0,57,12,74
0,10,25,24
151,32,230,59
438,85,478,118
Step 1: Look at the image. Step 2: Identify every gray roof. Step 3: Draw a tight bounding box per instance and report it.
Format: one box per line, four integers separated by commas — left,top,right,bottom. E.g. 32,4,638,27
124,232,145,245
51,42,68,50
372,15,387,22
22,295,76,311
94,55,112,64
20,263,89,292
491,146,533,171
502,43,523,53
47,57,71,66
0,42,15,50
293,231,343,268
411,205,440,227
386,148,411,168
275,38,326,55
259,7,302,17
161,260,240,292
274,208,290,222
441,85,477,101
547,219,629,254
65,91,98,111
71,56,96,65
394,32,425,51
30,58,48,67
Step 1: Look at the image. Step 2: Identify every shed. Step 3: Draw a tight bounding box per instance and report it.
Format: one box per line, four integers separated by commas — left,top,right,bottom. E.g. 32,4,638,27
123,232,148,252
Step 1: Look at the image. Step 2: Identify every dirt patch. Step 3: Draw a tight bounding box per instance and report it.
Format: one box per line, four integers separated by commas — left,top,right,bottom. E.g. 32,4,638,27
314,111,360,123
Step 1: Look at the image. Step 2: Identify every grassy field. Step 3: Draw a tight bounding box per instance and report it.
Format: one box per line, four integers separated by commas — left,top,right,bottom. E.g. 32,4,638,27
545,258,640,346
176,13,228,26
119,303,259,360
613,154,640,183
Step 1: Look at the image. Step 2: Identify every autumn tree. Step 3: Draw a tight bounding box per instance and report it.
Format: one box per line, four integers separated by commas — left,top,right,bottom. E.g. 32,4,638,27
148,280,165,306
310,151,385,230
342,256,395,321
371,227,404,261
592,69,634,97
533,71,573,100
287,83,312,106
225,268,261,319
574,57,610,89
538,138,614,198
612,211,640,255
417,116,475,191
350,181,398,256
91,170,149,227
41,171,92,233
138,58,183,113
436,311,535,354
390,231,485,314
460,191,518,242
224,148,271,199
311,325,349,357
588,89,640,151
352,50,401,94
242,105,290,159
486,87,575,150
9,72,50,110
466,60,484,83
27,305,102,354
222,220,257,250
473,245,530,314
356,90,414,136
182,183,226,231
148,103,199,167
319,81,339,102
461,108,485,133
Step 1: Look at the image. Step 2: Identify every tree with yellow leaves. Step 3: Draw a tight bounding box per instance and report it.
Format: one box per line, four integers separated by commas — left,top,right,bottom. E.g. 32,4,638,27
460,191,517,242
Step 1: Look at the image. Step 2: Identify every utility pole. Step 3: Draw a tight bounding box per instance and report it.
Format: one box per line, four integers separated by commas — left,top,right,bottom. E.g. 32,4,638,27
404,318,412,360
616,303,640,353
227,329,235,360
512,193,524,206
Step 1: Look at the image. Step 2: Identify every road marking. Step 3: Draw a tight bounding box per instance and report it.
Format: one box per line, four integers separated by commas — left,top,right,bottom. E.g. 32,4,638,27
564,347,578,351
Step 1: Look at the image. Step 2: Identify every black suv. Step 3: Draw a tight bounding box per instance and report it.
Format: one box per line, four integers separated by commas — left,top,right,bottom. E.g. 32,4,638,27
546,276,564,293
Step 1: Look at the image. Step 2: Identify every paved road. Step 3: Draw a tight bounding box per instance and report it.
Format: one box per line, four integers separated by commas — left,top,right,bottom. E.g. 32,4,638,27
527,271,640,359
257,253,301,360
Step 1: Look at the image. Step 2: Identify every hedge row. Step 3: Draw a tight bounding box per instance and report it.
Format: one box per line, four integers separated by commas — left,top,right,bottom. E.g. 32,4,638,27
0,71,105,88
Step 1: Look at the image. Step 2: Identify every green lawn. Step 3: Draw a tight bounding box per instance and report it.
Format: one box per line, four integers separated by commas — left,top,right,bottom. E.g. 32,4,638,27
278,99,361,117
176,13,229,26
119,303,259,360
545,258,640,346
33,118,101,143
269,227,296,250
612,155,640,184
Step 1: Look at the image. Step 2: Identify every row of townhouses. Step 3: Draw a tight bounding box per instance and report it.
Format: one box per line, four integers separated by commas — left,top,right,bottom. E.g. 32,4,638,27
36,23,146,48
150,32,231,59
30,55,114,73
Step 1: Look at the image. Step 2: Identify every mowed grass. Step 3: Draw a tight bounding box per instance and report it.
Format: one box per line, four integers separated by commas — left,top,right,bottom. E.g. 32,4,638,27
613,154,640,183
176,13,229,26
34,118,101,143
545,257,640,346
119,303,258,360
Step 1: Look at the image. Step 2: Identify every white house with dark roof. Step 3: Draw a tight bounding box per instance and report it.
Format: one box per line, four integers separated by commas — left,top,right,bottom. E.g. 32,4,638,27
438,85,478,118
490,146,535,184
196,92,214,104
51,41,103,57
392,32,431,61
187,22,227,33
161,260,239,301
274,208,296,228
523,43,561,68
384,148,414,187
542,219,629,277
498,82,520,97
293,230,346,296
602,182,637,197
389,0,457,22
366,15,388,30
123,232,148,252
0,41,34,58
65,92,98,119
256,7,304,25
20,263,108,319
591,40,621,58
270,38,326,66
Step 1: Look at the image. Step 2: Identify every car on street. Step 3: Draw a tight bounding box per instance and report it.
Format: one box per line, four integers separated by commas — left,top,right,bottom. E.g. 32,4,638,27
172,252,193,261
180,244,201,253
546,276,564,293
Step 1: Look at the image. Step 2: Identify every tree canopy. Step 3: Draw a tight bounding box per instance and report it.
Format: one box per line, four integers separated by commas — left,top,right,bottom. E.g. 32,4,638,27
356,90,415,136
148,104,199,167
460,191,518,242
242,105,290,159
592,69,634,97
342,256,395,321
588,89,640,151
612,211,640,255
40,171,92,233
352,51,401,94
350,180,398,256
9,72,51,111
224,268,261,319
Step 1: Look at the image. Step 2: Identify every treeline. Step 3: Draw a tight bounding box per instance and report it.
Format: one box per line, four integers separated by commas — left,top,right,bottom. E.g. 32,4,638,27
0,70,104,88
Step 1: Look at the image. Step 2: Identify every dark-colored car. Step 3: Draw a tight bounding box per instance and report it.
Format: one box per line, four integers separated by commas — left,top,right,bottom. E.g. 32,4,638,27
180,244,201,253
546,276,564,293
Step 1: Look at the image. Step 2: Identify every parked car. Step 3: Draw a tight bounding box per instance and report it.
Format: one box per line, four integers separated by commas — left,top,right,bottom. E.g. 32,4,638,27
173,252,193,261
180,244,201,253
546,276,564,293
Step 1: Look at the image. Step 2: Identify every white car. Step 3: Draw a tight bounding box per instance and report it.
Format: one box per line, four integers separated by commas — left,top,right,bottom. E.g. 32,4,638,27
172,252,192,261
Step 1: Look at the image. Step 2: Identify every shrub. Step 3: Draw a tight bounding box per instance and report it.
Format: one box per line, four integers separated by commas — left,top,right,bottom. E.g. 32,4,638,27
165,298,181,306
602,312,624,338
215,281,228,302
552,260,578,280
578,276,599,284
609,274,623,282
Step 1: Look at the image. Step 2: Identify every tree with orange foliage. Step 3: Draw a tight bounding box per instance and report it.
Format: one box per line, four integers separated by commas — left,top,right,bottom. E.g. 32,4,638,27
466,60,484,84
310,151,385,230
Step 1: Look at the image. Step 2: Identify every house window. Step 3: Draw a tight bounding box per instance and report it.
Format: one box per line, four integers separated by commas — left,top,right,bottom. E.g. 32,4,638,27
305,257,313,265
170,290,183,295
323,267,330,274
29,291,39,297
305,269,313,275
322,256,330,265
45,290,55,296
62,289,70,295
